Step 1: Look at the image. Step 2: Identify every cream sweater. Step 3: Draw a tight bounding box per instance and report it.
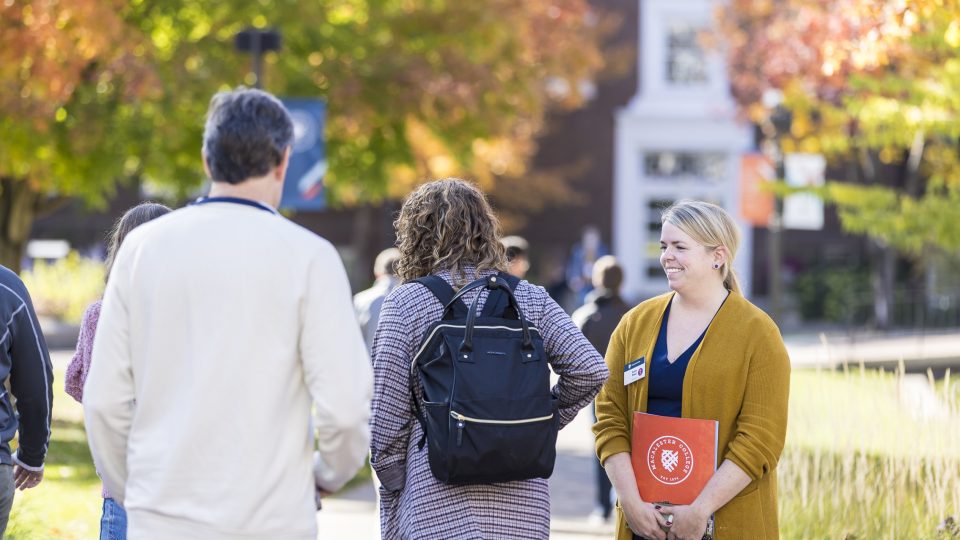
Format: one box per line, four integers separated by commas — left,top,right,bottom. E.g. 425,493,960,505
84,200,373,539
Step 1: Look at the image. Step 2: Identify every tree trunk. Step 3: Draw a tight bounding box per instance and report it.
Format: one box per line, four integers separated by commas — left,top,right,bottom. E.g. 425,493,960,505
855,148,894,329
350,204,375,291
0,177,41,274
870,240,895,329
904,132,926,329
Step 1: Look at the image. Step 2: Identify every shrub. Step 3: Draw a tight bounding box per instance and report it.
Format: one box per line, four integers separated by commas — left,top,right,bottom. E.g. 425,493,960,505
20,252,104,325
793,264,871,323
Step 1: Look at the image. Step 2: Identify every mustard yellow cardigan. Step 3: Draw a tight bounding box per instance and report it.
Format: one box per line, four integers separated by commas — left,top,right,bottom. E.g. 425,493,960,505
593,291,790,540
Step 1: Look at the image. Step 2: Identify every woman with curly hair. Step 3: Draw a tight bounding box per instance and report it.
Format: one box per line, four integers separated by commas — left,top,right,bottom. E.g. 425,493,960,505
370,178,609,539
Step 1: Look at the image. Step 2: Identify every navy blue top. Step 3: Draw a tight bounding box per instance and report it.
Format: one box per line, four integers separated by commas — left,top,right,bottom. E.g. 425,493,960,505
646,299,707,418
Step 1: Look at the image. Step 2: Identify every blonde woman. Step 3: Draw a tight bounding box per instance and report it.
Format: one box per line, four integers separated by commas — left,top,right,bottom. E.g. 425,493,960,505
594,200,790,540
370,178,608,539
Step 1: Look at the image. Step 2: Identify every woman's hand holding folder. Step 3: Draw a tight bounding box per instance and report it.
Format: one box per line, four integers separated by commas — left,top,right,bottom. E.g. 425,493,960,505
623,500,671,540
605,453,670,540
656,504,709,540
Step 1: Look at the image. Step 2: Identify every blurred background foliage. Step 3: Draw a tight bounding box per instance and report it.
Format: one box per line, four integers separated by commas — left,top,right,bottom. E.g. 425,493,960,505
20,252,104,324
717,0,960,256
0,0,615,272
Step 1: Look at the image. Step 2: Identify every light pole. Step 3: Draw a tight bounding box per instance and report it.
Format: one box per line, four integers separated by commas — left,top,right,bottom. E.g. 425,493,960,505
234,28,282,89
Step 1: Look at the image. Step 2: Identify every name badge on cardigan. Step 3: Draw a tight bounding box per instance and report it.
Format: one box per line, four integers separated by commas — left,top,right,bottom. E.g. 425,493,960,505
624,357,646,385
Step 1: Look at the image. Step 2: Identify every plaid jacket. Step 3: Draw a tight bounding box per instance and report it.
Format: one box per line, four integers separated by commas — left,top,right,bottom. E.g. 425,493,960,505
370,268,608,539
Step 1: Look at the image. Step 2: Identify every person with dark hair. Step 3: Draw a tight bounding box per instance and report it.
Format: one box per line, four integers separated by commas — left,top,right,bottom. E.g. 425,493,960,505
500,235,530,279
567,225,610,310
370,178,608,539
83,88,373,540
572,255,632,526
354,247,401,351
65,201,171,540
0,265,53,537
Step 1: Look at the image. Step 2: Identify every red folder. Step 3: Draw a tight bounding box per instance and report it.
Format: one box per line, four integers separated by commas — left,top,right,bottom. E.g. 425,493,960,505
631,412,718,505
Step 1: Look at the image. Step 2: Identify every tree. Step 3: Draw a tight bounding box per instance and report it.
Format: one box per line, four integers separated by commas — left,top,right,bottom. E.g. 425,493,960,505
0,0,160,271
0,0,608,272
716,0,960,326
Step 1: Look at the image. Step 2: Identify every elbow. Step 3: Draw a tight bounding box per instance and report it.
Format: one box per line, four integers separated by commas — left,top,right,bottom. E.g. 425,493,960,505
337,396,373,435
582,363,610,402
593,363,611,388
64,380,83,403
320,398,372,451
726,442,781,482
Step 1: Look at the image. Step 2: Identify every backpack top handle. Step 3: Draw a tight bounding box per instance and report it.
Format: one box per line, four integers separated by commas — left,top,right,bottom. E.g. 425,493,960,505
459,275,534,353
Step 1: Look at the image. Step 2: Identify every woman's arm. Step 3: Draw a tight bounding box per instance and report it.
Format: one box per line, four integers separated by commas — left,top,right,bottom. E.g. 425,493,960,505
593,316,669,539
606,452,669,540
723,324,791,480
64,301,101,403
660,323,791,539
656,459,751,539
539,293,609,428
593,321,632,465
369,294,416,492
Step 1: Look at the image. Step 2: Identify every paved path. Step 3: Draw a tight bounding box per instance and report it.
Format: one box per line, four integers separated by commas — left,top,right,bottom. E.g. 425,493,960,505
783,330,960,373
315,404,614,538
50,326,960,537
50,350,614,538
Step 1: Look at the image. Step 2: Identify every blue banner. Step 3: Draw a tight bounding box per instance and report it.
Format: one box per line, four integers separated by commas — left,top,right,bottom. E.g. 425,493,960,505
280,99,326,211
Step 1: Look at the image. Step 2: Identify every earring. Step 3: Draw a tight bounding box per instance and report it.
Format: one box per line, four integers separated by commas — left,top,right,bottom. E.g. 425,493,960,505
713,263,721,270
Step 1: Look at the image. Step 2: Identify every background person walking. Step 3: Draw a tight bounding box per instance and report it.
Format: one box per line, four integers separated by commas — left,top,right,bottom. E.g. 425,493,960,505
0,265,53,537
572,255,632,525
354,248,401,352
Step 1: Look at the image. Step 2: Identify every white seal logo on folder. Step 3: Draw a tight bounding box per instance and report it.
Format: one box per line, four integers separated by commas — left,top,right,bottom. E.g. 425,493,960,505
647,436,694,485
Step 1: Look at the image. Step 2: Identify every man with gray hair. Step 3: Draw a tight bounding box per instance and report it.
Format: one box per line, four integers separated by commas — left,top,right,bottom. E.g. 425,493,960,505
353,247,400,351
84,88,372,540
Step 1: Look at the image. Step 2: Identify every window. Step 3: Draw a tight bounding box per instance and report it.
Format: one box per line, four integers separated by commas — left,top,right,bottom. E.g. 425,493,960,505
644,151,727,182
666,24,708,85
645,200,674,279
642,197,725,281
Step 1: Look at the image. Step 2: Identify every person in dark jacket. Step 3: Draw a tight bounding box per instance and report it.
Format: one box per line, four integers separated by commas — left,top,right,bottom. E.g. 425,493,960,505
572,255,631,524
0,264,53,535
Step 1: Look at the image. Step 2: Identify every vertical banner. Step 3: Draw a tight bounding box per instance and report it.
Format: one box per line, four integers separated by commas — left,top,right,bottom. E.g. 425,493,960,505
280,99,326,211
783,153,826,230
739,153,775,226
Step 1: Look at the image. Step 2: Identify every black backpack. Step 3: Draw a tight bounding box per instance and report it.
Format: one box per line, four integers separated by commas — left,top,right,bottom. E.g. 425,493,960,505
409,272,559,485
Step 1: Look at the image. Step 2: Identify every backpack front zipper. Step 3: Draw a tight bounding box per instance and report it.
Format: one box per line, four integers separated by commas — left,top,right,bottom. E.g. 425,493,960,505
450,410,555,446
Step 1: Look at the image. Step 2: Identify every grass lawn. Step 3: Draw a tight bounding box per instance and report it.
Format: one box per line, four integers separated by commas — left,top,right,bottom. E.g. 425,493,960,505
6,365,371,538
780,368,960,539
7,367,100,539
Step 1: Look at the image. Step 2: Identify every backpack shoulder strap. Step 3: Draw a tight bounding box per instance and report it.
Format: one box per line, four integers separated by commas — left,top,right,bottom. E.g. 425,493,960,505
481,271,521,318
411,275,468,319
409,274,467,451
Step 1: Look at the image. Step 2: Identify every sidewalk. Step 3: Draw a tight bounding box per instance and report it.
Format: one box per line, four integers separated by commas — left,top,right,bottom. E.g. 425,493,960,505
783,329,960,372
316,405,615,538
48,350,614,538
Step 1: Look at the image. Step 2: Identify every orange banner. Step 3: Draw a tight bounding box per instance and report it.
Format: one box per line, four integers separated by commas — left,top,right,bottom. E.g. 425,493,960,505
740,153,775,227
